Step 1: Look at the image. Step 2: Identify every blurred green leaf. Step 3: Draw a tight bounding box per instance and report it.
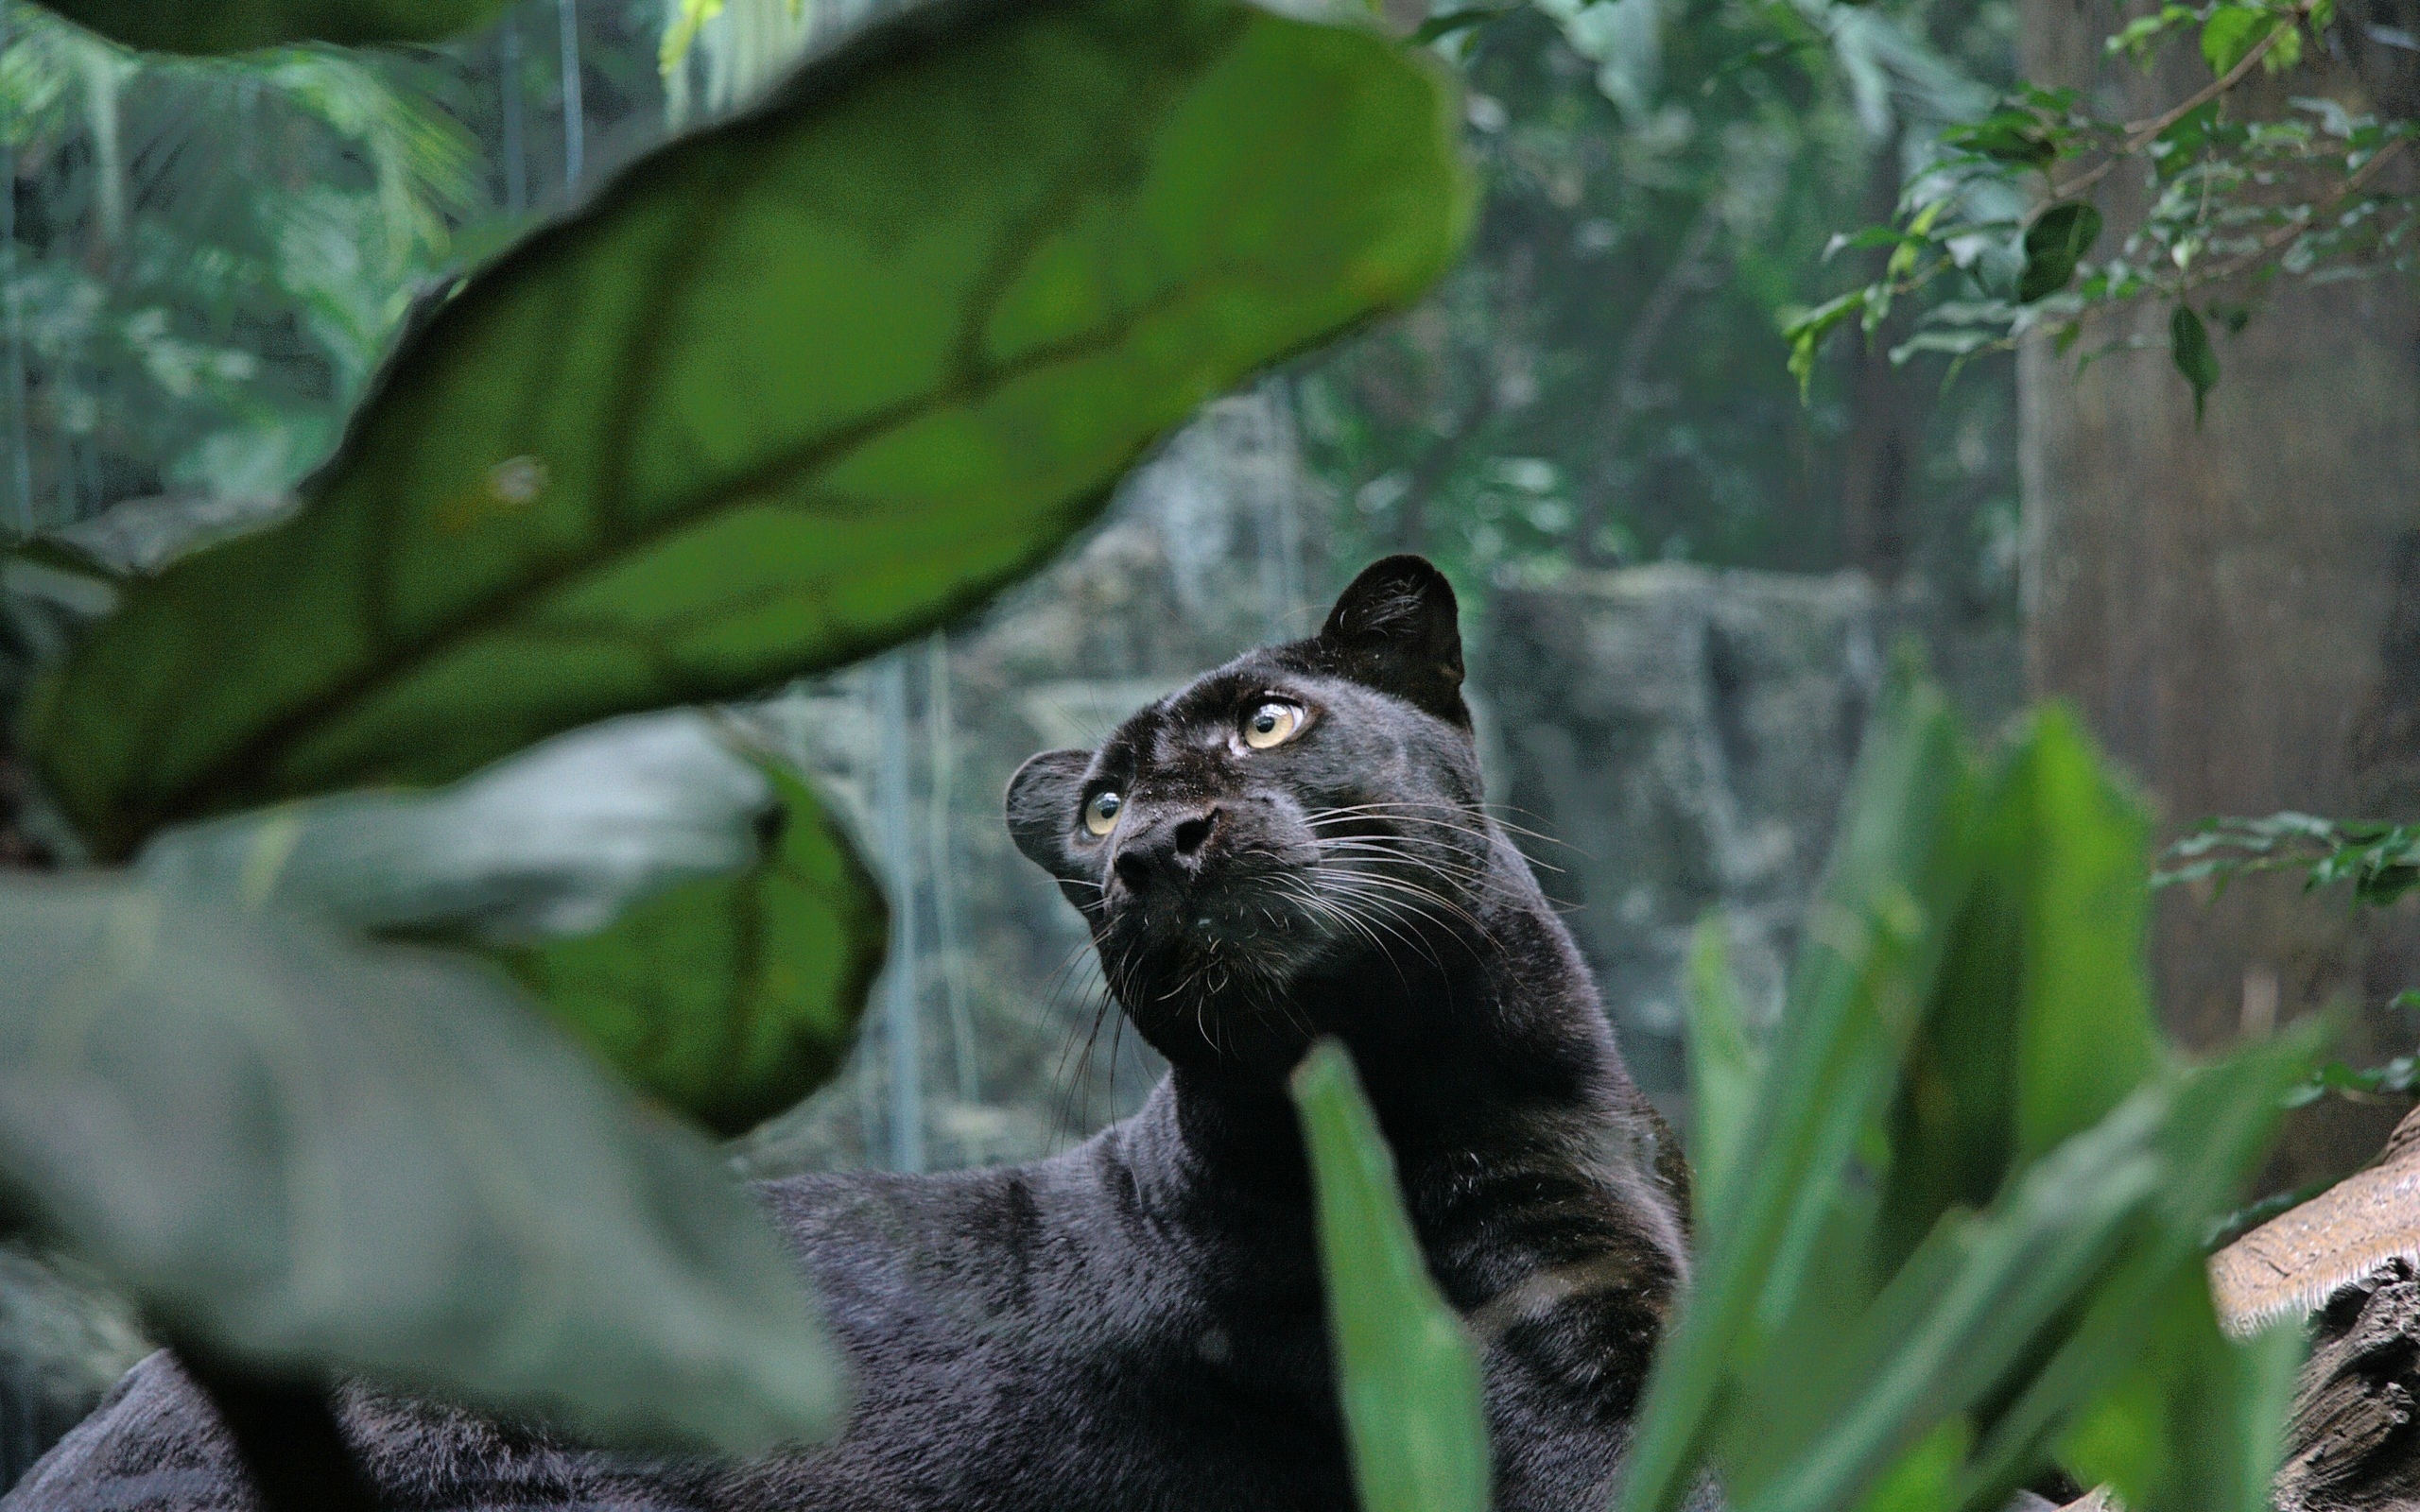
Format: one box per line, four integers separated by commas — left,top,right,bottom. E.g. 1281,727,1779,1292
135,713,885,1133
1999,707,2162,1160
1624,669,2320,1512
1945,112,2055,169
136,711,781,942
1685,915,1763,1229
2169,305,2220,423
505,757,886,1135
2016,203,2100,303
1874,706,2159,1271
26,0,1474,859
1618,664,1976,1512
1953,1027,2318,1507
2057,1276,2304,1512
1290,1039,1489,1512
1730,1084,2172,1512
2199,6,2276,77
23,0,511,54
0,872,846,1452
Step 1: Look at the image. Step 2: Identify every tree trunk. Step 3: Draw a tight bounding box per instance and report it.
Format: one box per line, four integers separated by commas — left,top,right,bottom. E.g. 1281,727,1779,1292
2017,0,2420,1190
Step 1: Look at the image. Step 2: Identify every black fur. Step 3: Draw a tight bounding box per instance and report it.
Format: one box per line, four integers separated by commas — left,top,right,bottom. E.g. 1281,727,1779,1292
7,556,1692,1512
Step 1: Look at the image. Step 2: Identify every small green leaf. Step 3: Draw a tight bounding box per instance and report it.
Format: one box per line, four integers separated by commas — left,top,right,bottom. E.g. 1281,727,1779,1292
506,757,886,1135
2016,202,2101,303
26,0,1475,859
1945,112,2055,170
2169,304,2220,424
2199,6,2274,76
0,873,846,1452
25,0,512,54
1784,290,1870,399
1291,1039,1490,1512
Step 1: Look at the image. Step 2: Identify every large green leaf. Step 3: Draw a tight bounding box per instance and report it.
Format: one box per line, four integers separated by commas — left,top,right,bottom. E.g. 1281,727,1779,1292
1872,706,2162,1273
503,757,885,1135
0,873,846,1452
26,0,1473,859
1290,1039,1490,1512
135,711,782,941
135,713,885,1134
24,0,510,55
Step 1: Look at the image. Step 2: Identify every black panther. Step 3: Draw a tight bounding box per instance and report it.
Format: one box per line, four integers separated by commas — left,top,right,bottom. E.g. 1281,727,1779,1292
8,556,1694,1512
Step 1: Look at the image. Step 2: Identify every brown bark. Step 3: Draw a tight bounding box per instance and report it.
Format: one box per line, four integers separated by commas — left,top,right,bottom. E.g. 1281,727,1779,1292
2018,0,2420,1190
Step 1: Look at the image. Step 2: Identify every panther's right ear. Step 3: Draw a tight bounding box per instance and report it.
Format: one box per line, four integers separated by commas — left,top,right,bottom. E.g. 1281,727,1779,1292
1006,749,1093,876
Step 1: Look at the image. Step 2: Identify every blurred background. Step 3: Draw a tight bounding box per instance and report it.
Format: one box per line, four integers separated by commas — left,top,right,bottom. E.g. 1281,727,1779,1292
5,0,2416,1487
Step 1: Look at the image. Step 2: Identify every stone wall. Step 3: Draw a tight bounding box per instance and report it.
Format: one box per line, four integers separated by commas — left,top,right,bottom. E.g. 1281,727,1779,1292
1483,567,1886,1101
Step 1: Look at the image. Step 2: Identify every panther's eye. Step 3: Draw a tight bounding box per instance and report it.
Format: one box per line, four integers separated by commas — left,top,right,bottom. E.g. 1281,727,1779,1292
1083,791,1122,837
1242,701,1304,750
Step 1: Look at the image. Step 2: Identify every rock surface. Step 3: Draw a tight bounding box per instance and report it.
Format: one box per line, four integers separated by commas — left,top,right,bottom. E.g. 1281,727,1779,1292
1482,565,1887,1099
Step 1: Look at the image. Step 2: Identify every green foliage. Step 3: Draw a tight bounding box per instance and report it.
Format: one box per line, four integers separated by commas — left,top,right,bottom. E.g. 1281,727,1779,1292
1293,0,2016,586
133,713,887,1133
25,0,1473,860
2159,813,2420,1112
0,870,846,1452
2015,202,2100,302
1612,676,2320,1512
1290,1040,1489,1512
0,5,480,513
505,757,889,1136
1685,918,1761,1226
0,0,1474,1473
1285,669,2320,1512
2169,304,2219,422
2159,811,2420,906
1799,0,2417,406
28,0,512,55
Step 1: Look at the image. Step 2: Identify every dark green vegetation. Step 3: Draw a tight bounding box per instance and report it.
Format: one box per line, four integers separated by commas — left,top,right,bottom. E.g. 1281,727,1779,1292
1790,0,2419,412
0,0,1471,1491
0,0,2403,1507
1295,670,2322,1512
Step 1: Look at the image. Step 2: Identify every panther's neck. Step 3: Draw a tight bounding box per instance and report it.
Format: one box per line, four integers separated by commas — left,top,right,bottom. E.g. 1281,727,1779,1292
1128,890,1630,1212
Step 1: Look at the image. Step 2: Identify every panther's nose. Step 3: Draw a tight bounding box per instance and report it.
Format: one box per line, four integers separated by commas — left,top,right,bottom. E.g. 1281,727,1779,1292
1112,805,1220,896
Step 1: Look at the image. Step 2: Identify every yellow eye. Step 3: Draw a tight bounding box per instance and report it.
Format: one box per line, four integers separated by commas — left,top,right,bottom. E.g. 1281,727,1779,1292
1242,701,1303,750
1084,791,1122,837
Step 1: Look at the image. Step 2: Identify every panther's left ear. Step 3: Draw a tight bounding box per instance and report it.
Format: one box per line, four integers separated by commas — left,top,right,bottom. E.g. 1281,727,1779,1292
1314,555,1469,727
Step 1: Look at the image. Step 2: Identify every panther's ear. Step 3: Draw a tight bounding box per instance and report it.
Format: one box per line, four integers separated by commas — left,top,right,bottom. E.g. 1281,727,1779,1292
1006,748,1093,876
1315,555,1469,726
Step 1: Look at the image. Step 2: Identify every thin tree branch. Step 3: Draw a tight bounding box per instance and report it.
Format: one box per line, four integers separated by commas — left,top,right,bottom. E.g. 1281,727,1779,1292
2054,11,2305,201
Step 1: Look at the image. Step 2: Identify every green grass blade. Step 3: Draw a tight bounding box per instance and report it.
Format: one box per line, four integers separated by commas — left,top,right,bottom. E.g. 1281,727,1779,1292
1685,915,1762,1230
1616,666,1975,1512
1291,1039,1490,1512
